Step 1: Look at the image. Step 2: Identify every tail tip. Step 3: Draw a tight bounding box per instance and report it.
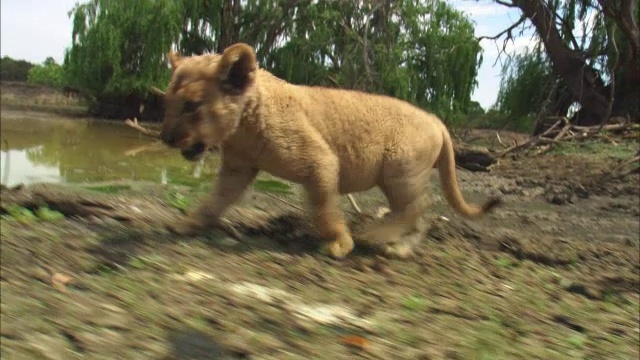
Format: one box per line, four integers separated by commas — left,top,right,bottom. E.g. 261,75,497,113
482,197,503,213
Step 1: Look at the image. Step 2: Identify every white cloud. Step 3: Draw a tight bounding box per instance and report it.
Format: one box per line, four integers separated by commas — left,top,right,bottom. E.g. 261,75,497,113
453,2,510,18
1,0,78,64
482,34,539,56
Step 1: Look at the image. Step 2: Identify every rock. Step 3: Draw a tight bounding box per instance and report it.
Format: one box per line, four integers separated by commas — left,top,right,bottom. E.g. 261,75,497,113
544,185,575,205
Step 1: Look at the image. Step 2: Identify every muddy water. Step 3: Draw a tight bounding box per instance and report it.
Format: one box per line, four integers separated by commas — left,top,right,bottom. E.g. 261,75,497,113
0,111,220,187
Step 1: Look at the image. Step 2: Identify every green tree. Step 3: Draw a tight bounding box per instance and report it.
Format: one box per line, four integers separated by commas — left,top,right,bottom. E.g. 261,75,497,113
0,56,34,82
490,0,640,129
64,0,482,123
64,0,183,99
27,57,65,88
495,49,554,130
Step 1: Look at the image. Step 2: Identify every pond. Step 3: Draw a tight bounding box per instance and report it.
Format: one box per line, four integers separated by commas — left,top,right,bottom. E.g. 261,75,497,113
0,110,220,188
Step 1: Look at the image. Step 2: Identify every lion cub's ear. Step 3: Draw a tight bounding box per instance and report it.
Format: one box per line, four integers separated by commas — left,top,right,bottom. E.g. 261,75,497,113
167,51,183,71
215,43,257,95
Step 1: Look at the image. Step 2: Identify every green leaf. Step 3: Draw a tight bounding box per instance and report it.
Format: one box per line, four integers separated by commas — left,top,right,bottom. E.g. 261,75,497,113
252,179,293,194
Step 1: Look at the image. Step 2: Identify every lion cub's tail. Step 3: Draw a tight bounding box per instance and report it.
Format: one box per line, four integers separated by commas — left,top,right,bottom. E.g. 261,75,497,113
436,130,501,219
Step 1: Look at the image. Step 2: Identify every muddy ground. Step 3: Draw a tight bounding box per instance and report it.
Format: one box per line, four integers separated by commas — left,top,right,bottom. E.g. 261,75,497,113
1,85,639,359
2,148,638,360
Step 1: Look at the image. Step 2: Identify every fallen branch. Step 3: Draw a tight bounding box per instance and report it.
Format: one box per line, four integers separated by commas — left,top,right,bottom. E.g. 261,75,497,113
124,117,161,139
499,118,639,157
497,117,567,157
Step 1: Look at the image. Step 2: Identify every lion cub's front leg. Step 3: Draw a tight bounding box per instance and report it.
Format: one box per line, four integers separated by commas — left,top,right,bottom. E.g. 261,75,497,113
168,159,258,236
306,179,354,259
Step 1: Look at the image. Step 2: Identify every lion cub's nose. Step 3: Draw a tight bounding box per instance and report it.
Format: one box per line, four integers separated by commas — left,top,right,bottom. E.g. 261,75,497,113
161,131,177,147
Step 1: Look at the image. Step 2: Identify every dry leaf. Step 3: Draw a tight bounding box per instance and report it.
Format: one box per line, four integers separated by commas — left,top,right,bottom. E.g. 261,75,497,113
339,335,369,351
51,273,73,293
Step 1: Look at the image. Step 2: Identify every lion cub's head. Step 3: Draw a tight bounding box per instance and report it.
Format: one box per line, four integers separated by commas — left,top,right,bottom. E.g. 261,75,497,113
160,43,258,161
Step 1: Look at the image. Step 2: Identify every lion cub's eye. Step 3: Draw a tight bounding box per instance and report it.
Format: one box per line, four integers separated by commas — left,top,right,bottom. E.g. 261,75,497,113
182,100,202,114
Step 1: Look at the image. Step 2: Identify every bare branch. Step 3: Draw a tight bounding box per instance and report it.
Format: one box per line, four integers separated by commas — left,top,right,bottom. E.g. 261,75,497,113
495,0,517,7
149,86,166,96
124,117,161,138
477,15,527,42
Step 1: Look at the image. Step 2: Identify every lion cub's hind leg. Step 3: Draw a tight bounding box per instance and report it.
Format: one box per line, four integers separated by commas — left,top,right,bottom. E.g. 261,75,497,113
362,163,431,258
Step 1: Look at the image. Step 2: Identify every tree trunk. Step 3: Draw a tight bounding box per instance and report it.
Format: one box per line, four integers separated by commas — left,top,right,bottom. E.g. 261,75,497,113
513,0,611,124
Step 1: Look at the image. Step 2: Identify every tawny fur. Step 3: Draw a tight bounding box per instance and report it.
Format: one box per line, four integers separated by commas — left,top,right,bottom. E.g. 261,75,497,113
160,43,501,259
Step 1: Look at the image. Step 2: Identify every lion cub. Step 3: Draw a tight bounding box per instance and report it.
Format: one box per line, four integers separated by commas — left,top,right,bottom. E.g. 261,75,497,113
160,42,500,258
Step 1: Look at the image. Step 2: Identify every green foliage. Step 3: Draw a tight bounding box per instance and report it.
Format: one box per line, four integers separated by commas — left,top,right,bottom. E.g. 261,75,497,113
3,205,64,223
264,0,482,123
402,294,428,312
493,256,516,268
4,206,38,223
64,0,183,100
27,57,65,88
495,50,553,131
252,179,293,195
166,190,192,212
466,109,534,133
0,56,34,82
64,0,482,121
34,206,66,221
547,138,639,159
83,184,132,194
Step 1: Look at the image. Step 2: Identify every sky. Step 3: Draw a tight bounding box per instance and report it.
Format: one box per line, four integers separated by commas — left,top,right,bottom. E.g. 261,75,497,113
0,0,535,110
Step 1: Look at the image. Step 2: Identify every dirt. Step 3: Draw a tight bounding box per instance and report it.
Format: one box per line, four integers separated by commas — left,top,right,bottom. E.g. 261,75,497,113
1,148,638,360
1,87,639,359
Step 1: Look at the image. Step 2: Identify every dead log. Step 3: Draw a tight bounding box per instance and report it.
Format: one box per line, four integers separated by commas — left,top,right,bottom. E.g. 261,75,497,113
453,144,498,172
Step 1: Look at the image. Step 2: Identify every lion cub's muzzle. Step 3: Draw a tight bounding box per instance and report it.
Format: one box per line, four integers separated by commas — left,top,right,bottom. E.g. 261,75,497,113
161,130,207,162
180,142,206,161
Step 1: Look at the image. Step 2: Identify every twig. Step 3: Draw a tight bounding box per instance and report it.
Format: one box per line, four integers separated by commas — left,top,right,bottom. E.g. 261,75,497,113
150,86,165,96
477,15,526,42
261,192,305,212
347,194,363,215
124,117,161,139
496,132,505,146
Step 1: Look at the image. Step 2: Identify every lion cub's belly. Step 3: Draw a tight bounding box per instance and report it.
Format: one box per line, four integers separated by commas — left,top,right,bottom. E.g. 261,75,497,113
256,152,381,194
337,162,380,194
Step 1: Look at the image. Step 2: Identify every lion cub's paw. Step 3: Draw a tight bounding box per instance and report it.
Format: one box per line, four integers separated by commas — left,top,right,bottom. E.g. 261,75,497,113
319,234,355,259
166,217,207,236
370,231,422,259
381,242,415,259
